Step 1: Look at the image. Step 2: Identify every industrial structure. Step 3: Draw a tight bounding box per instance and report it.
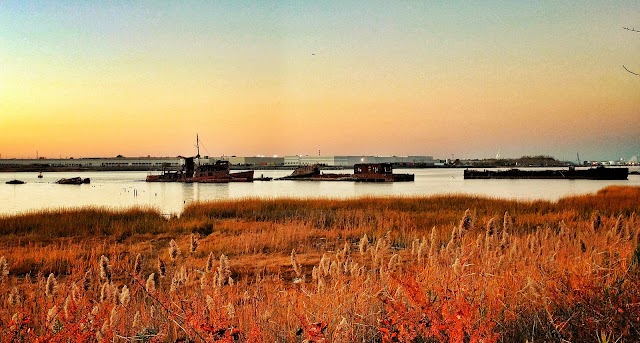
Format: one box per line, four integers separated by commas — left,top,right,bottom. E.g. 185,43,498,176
281,155,435,167
0,155,435,170
0,157,182,169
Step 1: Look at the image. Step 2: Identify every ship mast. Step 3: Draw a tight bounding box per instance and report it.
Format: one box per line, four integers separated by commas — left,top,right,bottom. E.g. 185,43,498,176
196,134,201,166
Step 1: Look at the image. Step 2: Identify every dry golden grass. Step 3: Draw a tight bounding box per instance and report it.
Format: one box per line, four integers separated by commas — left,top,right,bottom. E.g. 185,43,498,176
0,186,639,342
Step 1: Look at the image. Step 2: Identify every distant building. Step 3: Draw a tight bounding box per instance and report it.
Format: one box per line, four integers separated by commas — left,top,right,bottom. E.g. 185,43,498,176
283,155,435,167
0,157,182,168
0,155,437,169
223,156,284,166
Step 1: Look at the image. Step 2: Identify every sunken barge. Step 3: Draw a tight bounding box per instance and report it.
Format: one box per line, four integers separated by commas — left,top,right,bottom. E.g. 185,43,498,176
56,177,90,184
463,166,628,180
146,135,254,183
278,163,414,182
146,158,254,183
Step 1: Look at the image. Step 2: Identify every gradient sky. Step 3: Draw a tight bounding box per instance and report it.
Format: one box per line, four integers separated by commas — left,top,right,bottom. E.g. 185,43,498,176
1,1,639,161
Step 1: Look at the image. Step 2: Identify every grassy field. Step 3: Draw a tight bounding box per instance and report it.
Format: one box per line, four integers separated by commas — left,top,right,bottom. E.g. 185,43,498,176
1,186,639,342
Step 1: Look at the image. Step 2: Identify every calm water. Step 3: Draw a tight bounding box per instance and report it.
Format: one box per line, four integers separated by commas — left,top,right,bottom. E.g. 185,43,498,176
1,169,639,216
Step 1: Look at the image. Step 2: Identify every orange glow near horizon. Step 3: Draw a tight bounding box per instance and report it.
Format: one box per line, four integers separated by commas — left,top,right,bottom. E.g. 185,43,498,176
1,2,639,160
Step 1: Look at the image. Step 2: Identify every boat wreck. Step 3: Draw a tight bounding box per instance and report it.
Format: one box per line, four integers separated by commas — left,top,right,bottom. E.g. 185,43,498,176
463,166,628,180
56,177,90,184
146,157,254,183
6,179,26,185
278,163,414,182
146,136,254,183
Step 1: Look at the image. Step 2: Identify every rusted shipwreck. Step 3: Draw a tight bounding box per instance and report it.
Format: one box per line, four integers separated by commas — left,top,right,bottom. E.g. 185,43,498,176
146,136,254,183
56,177,90,184
146,157,254,183
463,166,628,180
278,163,414,182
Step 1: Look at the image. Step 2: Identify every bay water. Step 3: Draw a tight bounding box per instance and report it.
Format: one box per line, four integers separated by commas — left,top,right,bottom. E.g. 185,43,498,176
1,169,639,216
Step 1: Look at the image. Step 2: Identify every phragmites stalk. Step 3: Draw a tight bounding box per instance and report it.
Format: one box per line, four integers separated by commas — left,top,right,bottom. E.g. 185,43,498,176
503,211,513,232
190,234,199,253
387,254,400,272
319,254,330,276
120,285,131,307
291,249,302,277
169,239,180,262
205,252,215,273
0,256,9,281
217,254,231,286
132,311,142,330
83,270,92,291
109,306,119,329
45,273,57,298
8,287,21,306
460,209,474,232
592,210,602,231
71,282,81,304
615,214,625,234
46,305,59,325
63,296,73,320
100,283,110,303
452,257,462,275
157,257,166,278
99,255,111,283
359,234,369,255
486,217,496,236
226,302,235,319
146,273,156,293
133,254,143,276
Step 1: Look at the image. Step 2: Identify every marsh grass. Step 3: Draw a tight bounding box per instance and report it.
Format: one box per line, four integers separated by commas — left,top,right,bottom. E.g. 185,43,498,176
0,186,639,341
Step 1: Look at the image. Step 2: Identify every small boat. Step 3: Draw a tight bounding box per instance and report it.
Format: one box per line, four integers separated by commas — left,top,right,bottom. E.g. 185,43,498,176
254,174,273,181
37,172,43,178
6,179,26,185
56,177,90,185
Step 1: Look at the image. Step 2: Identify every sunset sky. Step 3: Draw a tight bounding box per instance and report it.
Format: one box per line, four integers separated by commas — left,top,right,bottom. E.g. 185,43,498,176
1,1,639,161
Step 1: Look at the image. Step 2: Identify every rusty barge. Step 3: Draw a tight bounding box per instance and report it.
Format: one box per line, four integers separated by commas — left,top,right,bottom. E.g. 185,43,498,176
463,166,628,180
56,177,90,184
146,136,254,183
278,163,414,182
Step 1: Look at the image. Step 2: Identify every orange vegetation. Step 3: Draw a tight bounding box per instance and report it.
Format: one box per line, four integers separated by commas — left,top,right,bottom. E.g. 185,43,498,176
1,186,640,342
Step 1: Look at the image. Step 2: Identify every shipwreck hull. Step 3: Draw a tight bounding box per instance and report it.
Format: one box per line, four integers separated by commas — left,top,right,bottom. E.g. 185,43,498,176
278,163,415,182
464,167,628,180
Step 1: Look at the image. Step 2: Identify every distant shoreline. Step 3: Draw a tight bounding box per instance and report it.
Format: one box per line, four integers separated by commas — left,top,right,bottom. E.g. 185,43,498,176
0,164,628,173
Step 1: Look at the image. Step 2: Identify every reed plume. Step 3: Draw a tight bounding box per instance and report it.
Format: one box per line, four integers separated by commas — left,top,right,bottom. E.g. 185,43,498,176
460,209,474,232
359,234,369,255
45,273,57,298
503,211,513,232
120,285,130,307
205,251,215,273
486,217,496,236
133,253,143,276
217,254,231,286
190,233,198,253
0,256,8,281
7,287,20,306
291,249,302,277
146,273,156,293
99,255,111,283
592,210,601,231
169,239,180,262
157,257,166,278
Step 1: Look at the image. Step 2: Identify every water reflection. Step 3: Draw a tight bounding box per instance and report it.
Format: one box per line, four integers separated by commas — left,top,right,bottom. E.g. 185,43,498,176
0,169,638,216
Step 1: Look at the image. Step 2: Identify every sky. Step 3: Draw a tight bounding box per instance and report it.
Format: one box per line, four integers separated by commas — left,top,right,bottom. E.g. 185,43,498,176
1,1,639,161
